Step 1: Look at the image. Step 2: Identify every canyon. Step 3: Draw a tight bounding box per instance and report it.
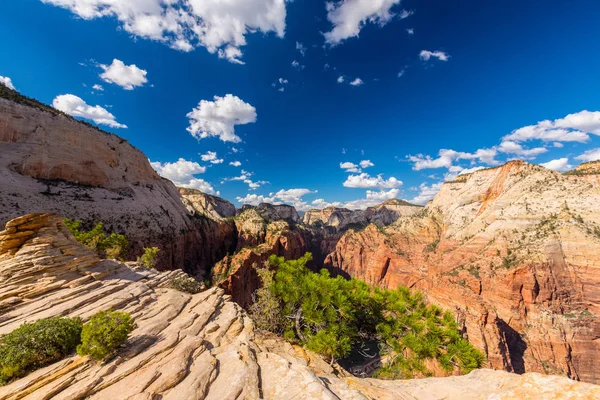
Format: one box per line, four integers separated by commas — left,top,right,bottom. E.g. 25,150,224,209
1,213,597,398
1,86,600,393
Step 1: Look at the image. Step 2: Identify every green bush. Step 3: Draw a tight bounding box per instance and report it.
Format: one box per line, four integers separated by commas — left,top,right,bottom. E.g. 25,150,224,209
168,276,203,294
138,247,160,269
252,253,485,376
0,317,83,385
64,218,129,259
77,310,136,361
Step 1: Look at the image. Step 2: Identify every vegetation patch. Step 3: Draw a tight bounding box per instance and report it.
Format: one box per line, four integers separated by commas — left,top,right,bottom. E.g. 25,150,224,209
250,253,484,379
77,309,136,361
169,276,203,294
138,247,160,269
64,218,129,259
0,317,83,385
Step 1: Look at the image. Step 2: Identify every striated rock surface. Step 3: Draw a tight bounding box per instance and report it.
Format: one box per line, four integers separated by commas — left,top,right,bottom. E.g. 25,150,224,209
0,214,600,400
326,161,600,384
240,203,301,224
0,94,233,276
303,199,422,231
1,213,599,399
179,188,236,221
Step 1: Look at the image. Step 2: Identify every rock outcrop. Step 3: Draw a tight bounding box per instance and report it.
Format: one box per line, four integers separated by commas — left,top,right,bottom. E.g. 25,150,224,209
179,188,236,221
325,161,600,384
303,199,422,231
1,213,599,399
0,93,233,277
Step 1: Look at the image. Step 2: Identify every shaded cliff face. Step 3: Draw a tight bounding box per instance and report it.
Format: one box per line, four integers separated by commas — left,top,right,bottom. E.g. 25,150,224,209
325,161,600,384
2,213,598,399
0,97,233,277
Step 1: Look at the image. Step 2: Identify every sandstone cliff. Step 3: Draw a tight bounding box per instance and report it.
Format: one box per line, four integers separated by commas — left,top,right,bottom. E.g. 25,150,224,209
0,93,233,277
325,161,600,384
303,199,422,231
1,213,598,399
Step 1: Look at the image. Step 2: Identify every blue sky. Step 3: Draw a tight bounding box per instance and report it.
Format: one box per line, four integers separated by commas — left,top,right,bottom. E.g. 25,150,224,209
2,0,600,210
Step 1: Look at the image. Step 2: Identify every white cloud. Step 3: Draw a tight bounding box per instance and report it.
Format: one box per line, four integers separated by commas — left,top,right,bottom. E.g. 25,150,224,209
292,60,304,70
311,198,344,209
296,41,306,56
52,94,127,128
229,161,242,167
344,189,400,210
540,158,572,172
397,69,405,78
324,0,401,45
344,173,402,189
498,141,547,158
187,94,257,143
553,142,564,148
410,182,443,205
575,148,600,162
278,78,288,84
150,158,218,195
406,28,414,35
419,50,450,61
408,148,499,171
503,110,600,143
237,188,315,211
340,161,361,173
99,59,148,90
224,169,267,190
92,84,104,91
0,76,16,90
337,76,345,83
399,9,413,19
200,151,224,164
41,0,288,64
359,160,374,168
349,78,364,86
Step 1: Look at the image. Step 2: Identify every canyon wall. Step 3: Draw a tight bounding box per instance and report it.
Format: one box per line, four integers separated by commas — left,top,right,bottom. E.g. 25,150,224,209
0,97,235,277
325,161,600,383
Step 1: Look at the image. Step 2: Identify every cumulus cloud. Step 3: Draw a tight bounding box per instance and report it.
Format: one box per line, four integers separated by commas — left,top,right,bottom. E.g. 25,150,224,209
498,141,547,158
503,110,600,143
291,60,305,70
187,94,257,143
344,189,400,209
343,173,403,189
150,158,218,195
406,28,414,35
0,75,16,90
337,76,345,83
41,0,288,64
52,94,127,128
419,50,450,61
410,182,443,205
224,169,267,190
540,158,572,172
324,0,401,45
349,78,364,86
92,84,104,91
200,151,224,164
575,148,600,162
359,160,374,168
237,188,315,211
296,41,306,56
99,59,148,90
408,148,499,171
229,161,242,167
340,162,360,173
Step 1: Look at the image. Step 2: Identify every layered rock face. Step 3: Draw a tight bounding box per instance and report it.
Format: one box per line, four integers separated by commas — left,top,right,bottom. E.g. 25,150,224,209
303,199,422,231
1,213,598,399
179,188,236,220
0,96,234,276
325,161,600,383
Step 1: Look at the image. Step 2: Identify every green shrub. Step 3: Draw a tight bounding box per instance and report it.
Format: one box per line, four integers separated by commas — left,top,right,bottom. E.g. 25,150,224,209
138,247,160,269
253,253,485,376
0,317,83,385
77,310,136,361
168,276,203,294
64,218,129,259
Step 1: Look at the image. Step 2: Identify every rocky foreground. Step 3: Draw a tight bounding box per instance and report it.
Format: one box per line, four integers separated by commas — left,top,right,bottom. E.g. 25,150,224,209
1,214,599,399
